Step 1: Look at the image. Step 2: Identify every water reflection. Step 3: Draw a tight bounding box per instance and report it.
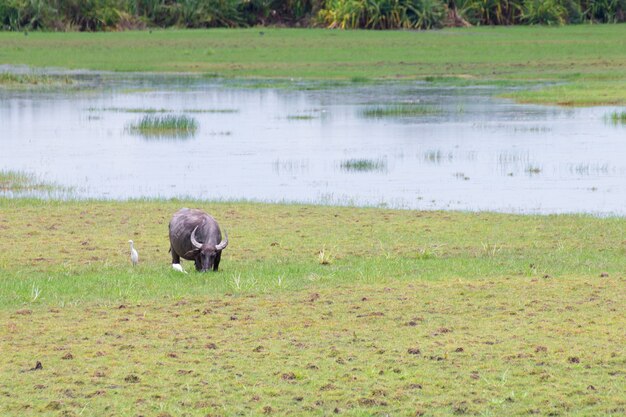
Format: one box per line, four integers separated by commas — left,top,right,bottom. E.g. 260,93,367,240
1,75,625,214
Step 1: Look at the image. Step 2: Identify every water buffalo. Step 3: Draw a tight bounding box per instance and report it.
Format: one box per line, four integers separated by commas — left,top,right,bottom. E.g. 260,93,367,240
169,208,228,272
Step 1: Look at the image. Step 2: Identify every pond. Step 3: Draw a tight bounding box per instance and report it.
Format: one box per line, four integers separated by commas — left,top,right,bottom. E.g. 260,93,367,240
1,72,625,214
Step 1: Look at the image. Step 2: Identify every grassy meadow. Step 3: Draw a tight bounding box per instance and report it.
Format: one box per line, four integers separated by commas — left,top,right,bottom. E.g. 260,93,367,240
1,25,625,105
1,198,625,416
1,21,625,417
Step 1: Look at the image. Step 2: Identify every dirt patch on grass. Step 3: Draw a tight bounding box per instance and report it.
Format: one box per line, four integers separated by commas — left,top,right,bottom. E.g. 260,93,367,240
1,277,624,416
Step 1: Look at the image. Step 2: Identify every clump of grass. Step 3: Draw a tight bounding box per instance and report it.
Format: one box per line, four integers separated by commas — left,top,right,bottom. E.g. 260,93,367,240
317,245,333,265
513,125,552,133
350,76,370,83
606,111,626,125
128,115,198,138
361,104,439,119
0,170,55,192
424,75,469,85
570,163,609,175
453,172,470,180
0,73,73,88
416,246,441,260
526,165,542,175
185,108,238,114
424,150,453,163
340,158,387,172
286,115,316,120
94,107,238,114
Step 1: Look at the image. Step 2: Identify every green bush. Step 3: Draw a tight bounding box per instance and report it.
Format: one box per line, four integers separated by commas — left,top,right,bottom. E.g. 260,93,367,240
319,0,447,29
451,0,524,25
0,0,624,30
407,0,447,28
55,0,127,31
522,0,567,24
560,0,583,22
583,0,626,23
0,0,57,30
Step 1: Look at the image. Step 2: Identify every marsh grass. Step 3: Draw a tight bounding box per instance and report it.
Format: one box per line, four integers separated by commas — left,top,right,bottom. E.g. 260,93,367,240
0,72,73,88
0,199,624,416
424,150,453,163
453,172,470,180
360,104,440,119
513,125,552,133
340,158,387,172
525,165,542,175
606,110,626,124
505,80,626,106
94,107,238,114
570,163,610,175
286,114,316,120
0,170,56,192
128,114,198,138
0,26,625,105
350,75,370,83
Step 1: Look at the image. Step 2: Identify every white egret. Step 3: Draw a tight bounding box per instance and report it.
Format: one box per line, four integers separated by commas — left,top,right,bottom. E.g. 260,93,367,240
128,240,139,266
172,263,188,274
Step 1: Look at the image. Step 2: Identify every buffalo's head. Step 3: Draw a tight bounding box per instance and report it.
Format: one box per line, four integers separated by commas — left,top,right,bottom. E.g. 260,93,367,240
190,226,228,272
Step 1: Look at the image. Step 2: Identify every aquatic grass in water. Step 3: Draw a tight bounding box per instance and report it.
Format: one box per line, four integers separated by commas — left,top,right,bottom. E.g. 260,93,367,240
286,115,316,120
360,104,440,119
340,158,387,172
606,110,626,125
93,107,238,114
350,76,370,83
423,150,453,163
526,165,542,175
128,115,198,138
0,170,74,199
513,125,552,133
0,72,73,88
273,159,310,174
0,170,55,192
570,163,610,175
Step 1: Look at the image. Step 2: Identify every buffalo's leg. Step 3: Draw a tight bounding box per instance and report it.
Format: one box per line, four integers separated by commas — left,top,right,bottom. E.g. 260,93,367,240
171,247,180,264
213,252,222,271
195,258,202,271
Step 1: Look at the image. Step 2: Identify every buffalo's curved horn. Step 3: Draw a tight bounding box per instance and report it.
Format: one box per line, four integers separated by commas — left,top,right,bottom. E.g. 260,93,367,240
190,226,203,249
215,229,228,251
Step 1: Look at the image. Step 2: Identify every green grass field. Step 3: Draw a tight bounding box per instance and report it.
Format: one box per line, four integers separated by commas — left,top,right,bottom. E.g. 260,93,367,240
1,24,625,416
1,198,625,416
1,25,625,105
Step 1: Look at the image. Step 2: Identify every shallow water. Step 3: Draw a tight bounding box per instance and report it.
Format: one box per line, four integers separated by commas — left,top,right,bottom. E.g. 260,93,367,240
1,74,625,214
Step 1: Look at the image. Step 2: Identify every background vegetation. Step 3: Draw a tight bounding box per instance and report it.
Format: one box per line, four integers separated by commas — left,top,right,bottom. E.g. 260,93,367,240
0,0,625,31
2,25,624,105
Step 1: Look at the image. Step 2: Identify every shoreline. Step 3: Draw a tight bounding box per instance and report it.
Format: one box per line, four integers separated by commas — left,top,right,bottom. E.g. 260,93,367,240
1,26,624,106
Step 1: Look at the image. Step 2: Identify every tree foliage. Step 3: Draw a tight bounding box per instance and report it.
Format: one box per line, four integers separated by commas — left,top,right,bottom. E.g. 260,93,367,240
0,0,624,30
